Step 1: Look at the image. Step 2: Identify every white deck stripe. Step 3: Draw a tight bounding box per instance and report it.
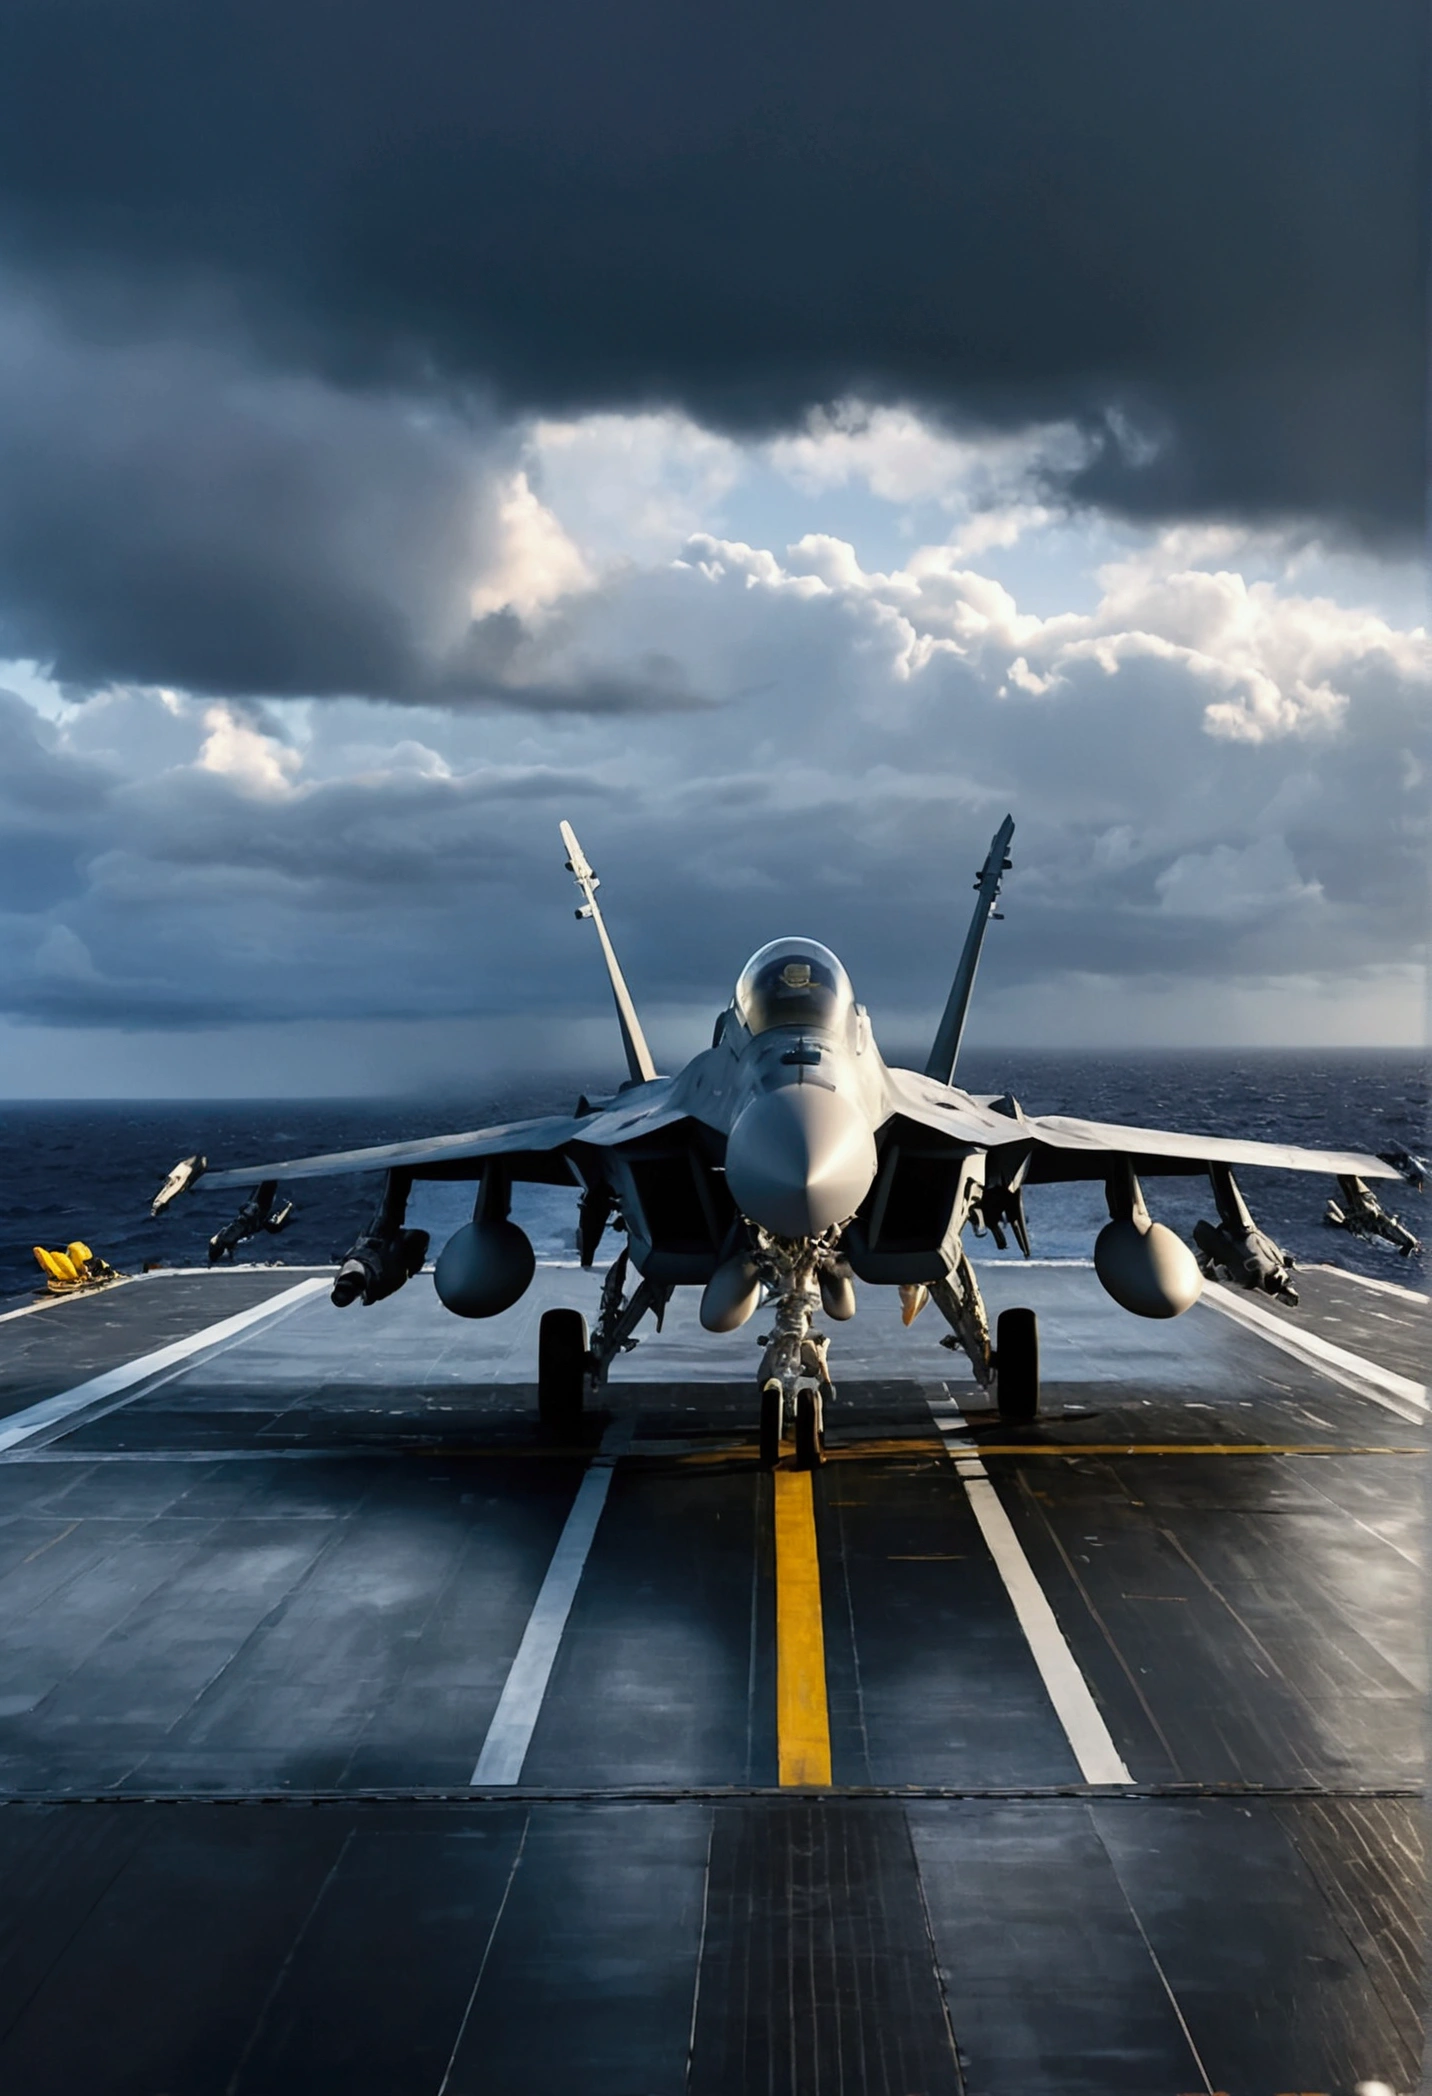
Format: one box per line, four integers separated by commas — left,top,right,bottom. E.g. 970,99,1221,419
0,1279,139,1326
1201,1280,1426,1422
471,1417,632,1785
0,1278,328,1454
0,1267,341,1326
930,1393,1133,1786
1315,1263,1427,1306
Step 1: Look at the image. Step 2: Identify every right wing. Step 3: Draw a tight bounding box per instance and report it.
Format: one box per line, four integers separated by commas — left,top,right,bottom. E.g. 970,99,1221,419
198,1110,591,1193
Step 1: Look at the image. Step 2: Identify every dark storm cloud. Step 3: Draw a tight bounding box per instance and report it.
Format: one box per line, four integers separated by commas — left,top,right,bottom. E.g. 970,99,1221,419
0,306,510,699
0,0,1421,547
0,293,725,705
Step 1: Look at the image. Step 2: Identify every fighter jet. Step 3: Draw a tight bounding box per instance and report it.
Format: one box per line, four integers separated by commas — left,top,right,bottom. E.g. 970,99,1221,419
153,817,1411,1466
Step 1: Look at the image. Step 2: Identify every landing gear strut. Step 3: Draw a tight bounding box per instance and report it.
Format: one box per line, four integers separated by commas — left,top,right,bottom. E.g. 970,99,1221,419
540,1246,672,1439
926,1246,1040,1422
930,1247,993,1387
754,1236,838,1468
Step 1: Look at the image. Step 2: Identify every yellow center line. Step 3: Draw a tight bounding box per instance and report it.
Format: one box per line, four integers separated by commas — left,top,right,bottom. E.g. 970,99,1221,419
968,1443,1422,1458
773,1468,832,1787
665,1437,1421,1466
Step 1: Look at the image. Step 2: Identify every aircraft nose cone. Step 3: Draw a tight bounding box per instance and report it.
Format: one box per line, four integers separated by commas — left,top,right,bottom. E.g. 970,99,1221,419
724,1084,878,1239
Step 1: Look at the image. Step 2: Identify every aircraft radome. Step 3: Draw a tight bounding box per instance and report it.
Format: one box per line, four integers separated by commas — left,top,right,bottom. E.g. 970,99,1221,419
153,817,1419,1467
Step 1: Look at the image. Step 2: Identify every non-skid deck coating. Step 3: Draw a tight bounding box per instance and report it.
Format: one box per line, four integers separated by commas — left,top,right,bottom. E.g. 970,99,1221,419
0,1258,1422,2094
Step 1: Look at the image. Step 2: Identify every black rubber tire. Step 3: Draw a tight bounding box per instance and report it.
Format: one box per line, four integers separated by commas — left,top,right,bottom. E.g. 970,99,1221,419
538,1307,589,1436
995,1307,1039,1424
795,1387,824,1469
759,1384,784,1469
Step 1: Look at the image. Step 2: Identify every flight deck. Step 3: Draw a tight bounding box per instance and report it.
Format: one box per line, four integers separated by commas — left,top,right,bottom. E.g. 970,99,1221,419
0,1257,1422,2094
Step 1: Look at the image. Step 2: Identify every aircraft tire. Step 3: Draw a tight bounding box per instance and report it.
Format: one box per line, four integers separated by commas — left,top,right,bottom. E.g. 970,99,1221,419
538,1307,588,1437
995,1307,1039,1424
795,1387,824,1469
759,1383,784,1469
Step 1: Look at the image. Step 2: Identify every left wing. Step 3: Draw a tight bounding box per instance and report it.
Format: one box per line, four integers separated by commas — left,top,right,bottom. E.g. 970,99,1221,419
1019,1113,1400,1183
883,1071,1397,1182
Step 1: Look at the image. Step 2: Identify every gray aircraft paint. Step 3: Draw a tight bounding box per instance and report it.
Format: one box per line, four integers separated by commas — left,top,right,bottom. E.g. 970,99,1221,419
159,817,1408,1427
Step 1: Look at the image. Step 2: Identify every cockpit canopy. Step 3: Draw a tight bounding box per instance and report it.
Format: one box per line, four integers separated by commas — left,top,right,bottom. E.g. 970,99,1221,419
733,938,856,1037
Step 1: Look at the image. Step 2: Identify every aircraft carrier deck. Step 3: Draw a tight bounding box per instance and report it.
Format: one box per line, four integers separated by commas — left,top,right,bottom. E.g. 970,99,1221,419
0,1256,1422,2095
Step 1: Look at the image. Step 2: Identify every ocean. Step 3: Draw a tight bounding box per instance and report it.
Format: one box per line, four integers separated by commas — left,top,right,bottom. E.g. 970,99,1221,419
2,1051,1424,1303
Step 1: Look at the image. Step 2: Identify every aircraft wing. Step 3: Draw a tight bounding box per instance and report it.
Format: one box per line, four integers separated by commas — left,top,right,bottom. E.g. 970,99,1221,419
1019,1113,1400,1183
883,1070,1399,1181
196,1082,690,1193
881,1068,1041,1149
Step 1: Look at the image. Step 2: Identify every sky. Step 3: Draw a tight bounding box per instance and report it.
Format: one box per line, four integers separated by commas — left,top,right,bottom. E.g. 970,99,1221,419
0,0,1425,1095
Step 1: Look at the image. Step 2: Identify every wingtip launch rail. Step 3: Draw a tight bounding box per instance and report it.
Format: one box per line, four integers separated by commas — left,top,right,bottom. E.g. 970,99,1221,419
925,813,1015,1085
560,820,658,1087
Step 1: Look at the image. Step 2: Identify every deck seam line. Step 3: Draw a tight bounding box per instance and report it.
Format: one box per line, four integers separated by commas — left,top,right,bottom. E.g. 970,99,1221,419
436,1811,531,2095
1088,1807,1217,2093
221,1826,356,2096
683,1812,717,2087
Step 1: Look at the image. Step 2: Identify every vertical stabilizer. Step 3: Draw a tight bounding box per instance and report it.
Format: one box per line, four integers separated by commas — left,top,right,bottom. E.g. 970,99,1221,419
560,821,658,1085
924,814,1015,1084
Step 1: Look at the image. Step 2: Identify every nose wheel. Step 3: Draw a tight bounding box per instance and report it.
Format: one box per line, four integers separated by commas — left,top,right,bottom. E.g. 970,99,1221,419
794,1386,824,1468
758,1379,827,1468
760,1383,784,1468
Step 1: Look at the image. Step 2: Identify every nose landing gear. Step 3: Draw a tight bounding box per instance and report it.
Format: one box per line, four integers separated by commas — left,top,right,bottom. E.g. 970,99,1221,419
754,1238,837,1468
760,1373,830,1468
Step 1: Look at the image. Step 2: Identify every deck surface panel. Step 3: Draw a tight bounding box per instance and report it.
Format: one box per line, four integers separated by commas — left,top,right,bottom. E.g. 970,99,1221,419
0,1271,309,1422
1282,1264,1427,1384
0,1259,1421,2093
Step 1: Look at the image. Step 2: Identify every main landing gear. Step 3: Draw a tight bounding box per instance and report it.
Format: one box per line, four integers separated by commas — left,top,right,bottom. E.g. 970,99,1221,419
923,1247,1040,1424
539,1248,672,1440
537,1307,588,1438
994,1304,1039,1425
540,1236,1038,1458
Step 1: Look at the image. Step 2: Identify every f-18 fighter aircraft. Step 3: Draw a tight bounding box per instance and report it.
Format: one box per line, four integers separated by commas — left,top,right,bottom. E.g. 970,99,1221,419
152,817,1410,1467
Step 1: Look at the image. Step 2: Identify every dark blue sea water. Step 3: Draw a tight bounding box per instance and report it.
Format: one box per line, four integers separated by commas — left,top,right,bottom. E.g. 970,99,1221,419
1,1052,1424,1301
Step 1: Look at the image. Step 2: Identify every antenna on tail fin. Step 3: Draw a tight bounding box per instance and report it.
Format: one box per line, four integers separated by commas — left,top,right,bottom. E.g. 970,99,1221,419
559,821,658,1086
924,813,1015,1084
